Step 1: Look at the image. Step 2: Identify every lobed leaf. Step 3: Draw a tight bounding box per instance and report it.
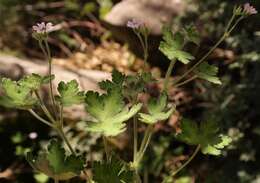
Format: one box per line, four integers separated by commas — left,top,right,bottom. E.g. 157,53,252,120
139,92,175,124
0,74,54,109
99,70,125,92
19,74,54,91
56,80,85,106
92,155,134,183
194,62,222,84
177,119,232,155
26,139,84,181
159,26,194,64
85,89,142,137
183,25,200,45
0,78,37,109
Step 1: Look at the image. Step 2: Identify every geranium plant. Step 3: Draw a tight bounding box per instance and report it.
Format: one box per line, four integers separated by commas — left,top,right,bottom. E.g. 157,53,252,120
0,4,257,183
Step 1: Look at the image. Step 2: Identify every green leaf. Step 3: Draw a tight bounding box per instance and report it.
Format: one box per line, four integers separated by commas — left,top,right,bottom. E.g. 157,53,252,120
85,89,142,137
124,72,154,100
0,78,37,109
19,73,54,91
183,25,200,45
99,70,125,92
81,2,97,16
177,119,232,155
93,155,134,183
26,139,84,181
97,0,113,19
194,62,222,84
0,74,53,109
159,26,194,64
56,80,85,106
139,92,175,124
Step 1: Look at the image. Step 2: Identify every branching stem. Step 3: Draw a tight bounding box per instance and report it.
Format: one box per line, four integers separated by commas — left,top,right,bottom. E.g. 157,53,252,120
163,60,176,91
173,14,241,85
28,109,54,128
162,145,201,183
34,91,56,123
174,75,198,88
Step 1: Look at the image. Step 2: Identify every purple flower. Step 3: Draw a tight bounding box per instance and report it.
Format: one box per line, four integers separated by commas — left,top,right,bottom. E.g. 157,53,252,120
32,22,54,34
127,19,143,29
243,3,257,15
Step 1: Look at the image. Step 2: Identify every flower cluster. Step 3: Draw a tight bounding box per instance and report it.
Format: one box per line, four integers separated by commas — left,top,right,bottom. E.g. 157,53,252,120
32,22,54,41
32,22,54,34
243,3,257,15
127,19,143,29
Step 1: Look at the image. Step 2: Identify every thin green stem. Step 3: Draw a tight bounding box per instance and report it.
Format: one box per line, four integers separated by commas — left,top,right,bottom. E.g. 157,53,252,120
227,17,243,35
173,14,239,85
144,33,149,66
174,75,198,88
44,39,58,118
28,109,54,128
60,105,64,128
135,125,153,165
173,36,225,85
38,41,48,58
133,116,138,162
35,91,56,123
163,60,176,91
54,178,59,183
162,145,201,183
57,128,76,155
135,32,148,70
103,136,109,161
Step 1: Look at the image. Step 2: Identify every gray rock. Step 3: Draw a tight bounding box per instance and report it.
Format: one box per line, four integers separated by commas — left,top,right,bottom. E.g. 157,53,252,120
105,0,186,34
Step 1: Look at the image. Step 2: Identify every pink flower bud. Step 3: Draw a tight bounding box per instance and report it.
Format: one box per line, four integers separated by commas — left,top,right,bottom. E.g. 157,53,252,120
127,19,143,29
243,3,257,15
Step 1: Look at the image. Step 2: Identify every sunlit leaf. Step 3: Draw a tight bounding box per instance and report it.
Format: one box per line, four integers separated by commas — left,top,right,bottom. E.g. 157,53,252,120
159,26,194,64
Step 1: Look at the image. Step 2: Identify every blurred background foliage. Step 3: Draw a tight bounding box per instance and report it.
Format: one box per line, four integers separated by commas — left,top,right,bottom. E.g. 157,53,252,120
0,0,260,183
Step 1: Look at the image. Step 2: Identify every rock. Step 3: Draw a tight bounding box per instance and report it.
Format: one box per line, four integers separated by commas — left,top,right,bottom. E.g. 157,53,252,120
105,0,186,34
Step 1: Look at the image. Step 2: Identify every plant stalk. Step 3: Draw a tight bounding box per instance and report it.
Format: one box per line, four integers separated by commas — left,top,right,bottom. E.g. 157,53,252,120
174,75,198,88
162,145,201,183
163,60,176,91
44,39,58,118
133,116,138,162
28,109,54,128
57,128,76,155
103,136,109,161
35,91,56,123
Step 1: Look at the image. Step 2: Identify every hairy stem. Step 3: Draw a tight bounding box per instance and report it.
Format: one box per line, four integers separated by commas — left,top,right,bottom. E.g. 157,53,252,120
163,60,176,91
103,136,109,161
57,128,76,155
44,39,58,118
163,145,201,183
135,32,148,70
135,125,153,165
133,116,138,162
28,109,54,128
35,91,56,123
174,75,198,88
